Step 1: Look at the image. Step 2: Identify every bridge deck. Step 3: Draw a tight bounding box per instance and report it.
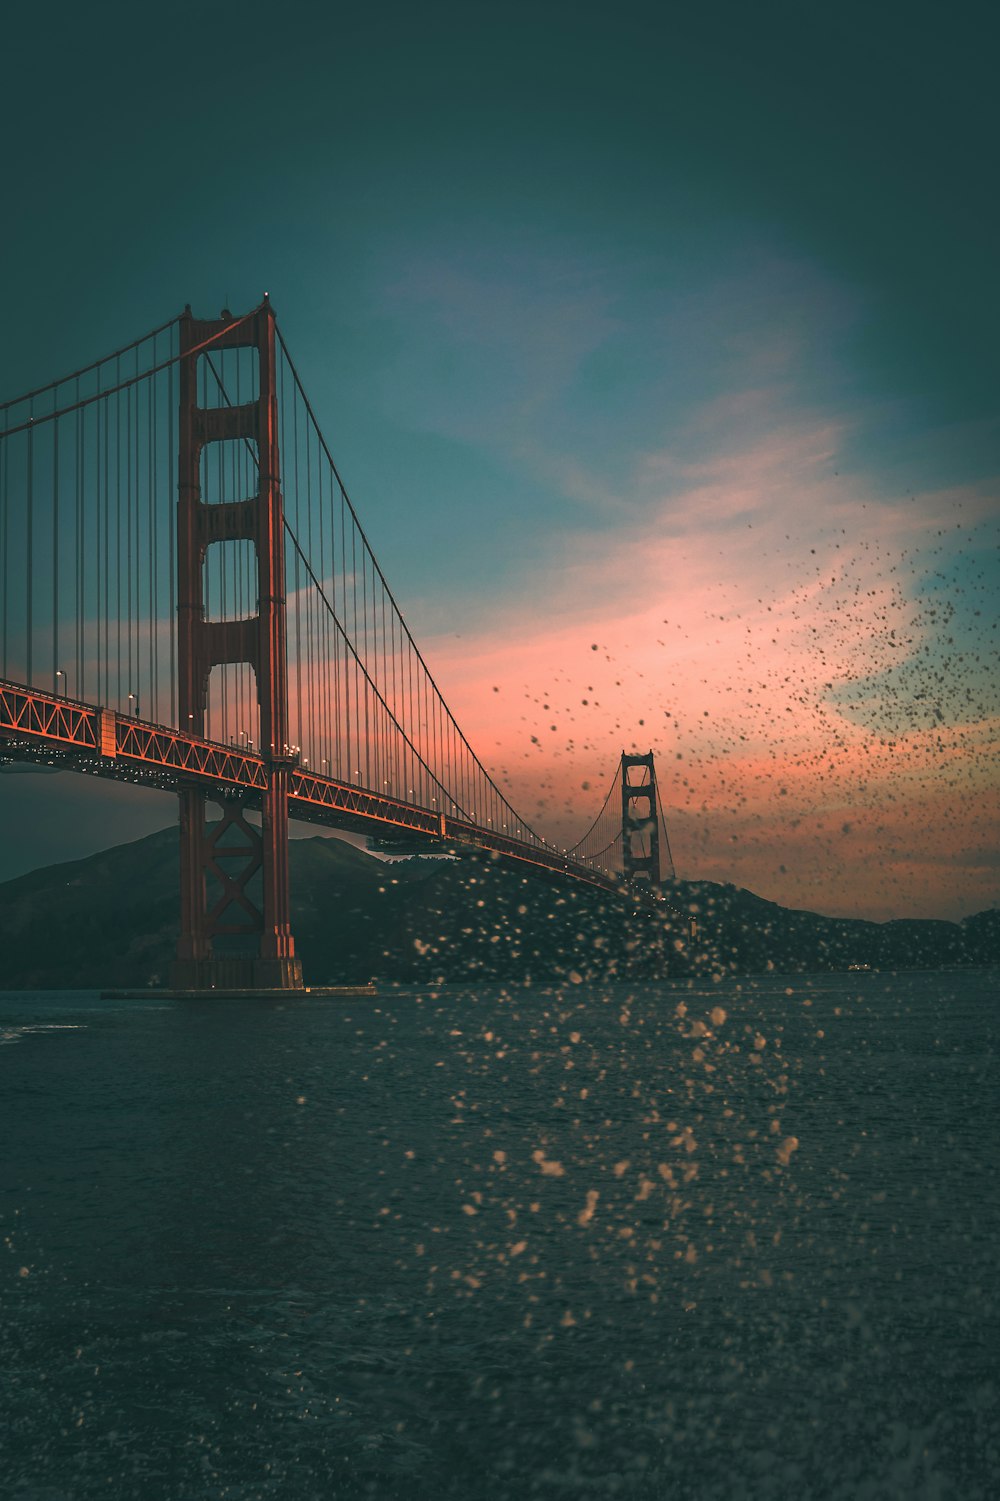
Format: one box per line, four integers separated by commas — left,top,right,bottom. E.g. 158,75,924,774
0,679,619,892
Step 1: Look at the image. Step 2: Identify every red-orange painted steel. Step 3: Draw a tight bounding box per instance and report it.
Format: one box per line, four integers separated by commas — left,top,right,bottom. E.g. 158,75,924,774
621,751,661,886
174,303,300,984
0,679,620,895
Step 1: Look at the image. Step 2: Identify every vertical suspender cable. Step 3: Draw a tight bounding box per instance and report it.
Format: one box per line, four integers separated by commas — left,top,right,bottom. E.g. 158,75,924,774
127,376,134,709
114,362,122,708
333,468,342,780
321,434,329,770
351,521,359,782
0,422,7,676
92,378,100,705
341,487,349,780
305,407,315,763
75,383,83,695
233,347,241,744
168,349,176,727
133,351,141,712
148,349,156,719
292,382,303,753
361,535,370,789
93,393,102,708
381,586,389,794
52,414,59,691
26,405,33,684
77,393,85,702
102,393,111,708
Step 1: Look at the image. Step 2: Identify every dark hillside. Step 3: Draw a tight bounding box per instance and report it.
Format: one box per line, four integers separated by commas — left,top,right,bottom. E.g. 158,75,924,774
0,827,995,988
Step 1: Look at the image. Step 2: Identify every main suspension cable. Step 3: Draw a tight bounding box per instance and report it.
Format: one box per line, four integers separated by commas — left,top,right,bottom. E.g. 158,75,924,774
0,309,261,440
0,312,180,413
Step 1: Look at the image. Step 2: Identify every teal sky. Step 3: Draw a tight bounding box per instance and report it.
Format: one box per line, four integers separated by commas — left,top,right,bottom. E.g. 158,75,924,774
1,0,997,920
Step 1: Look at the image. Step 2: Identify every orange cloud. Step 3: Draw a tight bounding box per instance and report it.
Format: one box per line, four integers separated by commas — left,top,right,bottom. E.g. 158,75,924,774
417,424,998,921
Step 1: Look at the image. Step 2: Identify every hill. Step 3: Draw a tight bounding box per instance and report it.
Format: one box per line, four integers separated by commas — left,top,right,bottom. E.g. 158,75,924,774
0,827,996,988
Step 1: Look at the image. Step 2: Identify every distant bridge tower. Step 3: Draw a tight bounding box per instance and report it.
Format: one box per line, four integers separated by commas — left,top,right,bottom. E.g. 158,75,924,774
621,751,661,886
171,299,303,991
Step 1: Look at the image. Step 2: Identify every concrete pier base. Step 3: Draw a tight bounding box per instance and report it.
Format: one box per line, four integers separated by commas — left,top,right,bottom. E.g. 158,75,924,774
168,956,305,992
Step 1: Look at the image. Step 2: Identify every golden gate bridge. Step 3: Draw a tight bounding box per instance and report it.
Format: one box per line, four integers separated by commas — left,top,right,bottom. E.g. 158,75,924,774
0,299,672,989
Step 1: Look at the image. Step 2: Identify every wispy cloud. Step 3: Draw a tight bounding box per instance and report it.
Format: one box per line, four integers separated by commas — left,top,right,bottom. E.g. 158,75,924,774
419,413,997,920
366,234,998,919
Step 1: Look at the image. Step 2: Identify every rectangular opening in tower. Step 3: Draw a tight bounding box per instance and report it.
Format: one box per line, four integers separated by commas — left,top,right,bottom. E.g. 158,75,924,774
203,539,258,623
204,662,260,751
200,438,259,508
196,346,259,409
629,823,654,852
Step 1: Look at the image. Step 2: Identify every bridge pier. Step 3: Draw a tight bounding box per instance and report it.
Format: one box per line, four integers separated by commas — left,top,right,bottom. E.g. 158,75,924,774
170,299,303,992
170,955,303,992
170,784,303,991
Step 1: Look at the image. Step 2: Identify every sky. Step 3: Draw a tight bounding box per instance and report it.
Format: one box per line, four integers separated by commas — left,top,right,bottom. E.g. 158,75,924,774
0,0,997,921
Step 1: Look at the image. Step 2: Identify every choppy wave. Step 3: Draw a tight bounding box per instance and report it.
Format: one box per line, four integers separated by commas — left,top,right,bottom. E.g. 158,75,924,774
1,1022,86,1045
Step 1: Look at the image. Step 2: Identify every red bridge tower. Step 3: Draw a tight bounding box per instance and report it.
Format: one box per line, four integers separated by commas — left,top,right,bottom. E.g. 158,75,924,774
170,300,303,991
621,751,661,886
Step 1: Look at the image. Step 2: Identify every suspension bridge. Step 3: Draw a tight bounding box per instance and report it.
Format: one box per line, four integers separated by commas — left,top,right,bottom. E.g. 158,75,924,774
0,299,672,989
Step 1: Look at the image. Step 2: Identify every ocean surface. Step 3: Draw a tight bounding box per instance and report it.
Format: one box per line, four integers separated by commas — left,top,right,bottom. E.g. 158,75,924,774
1,971,997,1500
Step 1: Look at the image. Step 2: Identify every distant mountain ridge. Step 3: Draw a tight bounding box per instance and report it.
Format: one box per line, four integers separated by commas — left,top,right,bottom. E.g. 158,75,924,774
0,826,996,988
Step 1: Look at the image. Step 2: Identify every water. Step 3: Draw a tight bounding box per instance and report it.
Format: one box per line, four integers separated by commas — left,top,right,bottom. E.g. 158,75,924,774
2,971,997,1500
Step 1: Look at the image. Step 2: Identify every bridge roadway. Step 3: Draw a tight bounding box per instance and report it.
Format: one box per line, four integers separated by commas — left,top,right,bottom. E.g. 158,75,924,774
0,678,621,893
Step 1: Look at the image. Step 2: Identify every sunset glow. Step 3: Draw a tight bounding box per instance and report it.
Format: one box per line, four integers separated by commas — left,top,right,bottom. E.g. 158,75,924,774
0,3,995,923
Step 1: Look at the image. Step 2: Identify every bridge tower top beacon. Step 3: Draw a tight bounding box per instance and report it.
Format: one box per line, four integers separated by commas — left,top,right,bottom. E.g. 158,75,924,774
172,299,302,991
621,751,661,887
